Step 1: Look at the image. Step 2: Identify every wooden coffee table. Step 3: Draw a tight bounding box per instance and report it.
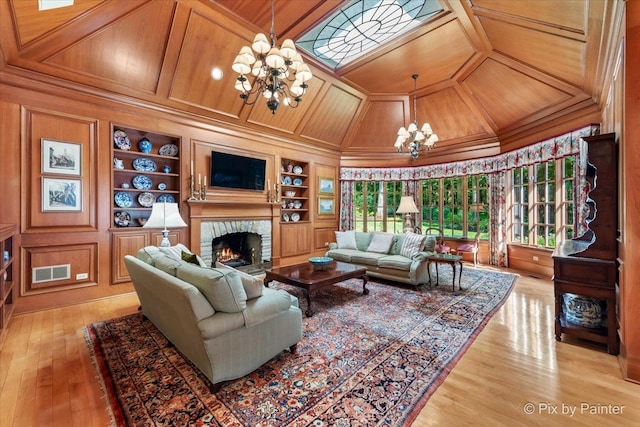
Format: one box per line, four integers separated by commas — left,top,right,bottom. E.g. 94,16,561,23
264,261,368,317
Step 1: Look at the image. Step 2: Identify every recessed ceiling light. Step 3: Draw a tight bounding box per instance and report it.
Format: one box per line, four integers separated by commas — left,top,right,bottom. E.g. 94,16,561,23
211,67,224,80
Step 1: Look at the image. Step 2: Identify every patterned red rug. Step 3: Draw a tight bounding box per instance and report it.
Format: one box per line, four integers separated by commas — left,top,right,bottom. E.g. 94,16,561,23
85,267,516,426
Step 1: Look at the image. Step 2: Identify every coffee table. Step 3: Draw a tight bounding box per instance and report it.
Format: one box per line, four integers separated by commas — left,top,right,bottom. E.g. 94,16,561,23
426,253,464,291
264,261,368,317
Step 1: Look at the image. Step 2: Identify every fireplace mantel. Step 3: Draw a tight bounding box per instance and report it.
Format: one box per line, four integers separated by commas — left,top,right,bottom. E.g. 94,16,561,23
187,200,282,262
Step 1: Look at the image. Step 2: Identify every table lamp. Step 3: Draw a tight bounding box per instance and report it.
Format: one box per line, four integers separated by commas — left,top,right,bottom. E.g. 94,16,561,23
396,196,419,233
143,202,187,247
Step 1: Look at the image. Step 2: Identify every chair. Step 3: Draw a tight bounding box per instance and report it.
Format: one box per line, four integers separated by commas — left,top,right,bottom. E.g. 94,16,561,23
456,232,480,266
424,227,450,254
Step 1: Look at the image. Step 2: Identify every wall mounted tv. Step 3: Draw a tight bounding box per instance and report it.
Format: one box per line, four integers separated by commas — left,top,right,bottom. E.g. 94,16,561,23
210,151,266,191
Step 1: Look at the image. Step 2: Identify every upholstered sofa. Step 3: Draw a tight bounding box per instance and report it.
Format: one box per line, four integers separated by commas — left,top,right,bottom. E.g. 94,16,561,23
124,245,303,392
325,230,437,287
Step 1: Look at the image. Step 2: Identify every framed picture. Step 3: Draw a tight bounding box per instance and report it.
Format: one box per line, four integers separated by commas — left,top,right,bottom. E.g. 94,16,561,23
318,197,335,215
318,177,334,195
42,139,81,175
42,178,82,211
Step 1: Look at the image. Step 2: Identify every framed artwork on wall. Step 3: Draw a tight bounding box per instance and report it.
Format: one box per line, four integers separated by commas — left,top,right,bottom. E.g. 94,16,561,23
42,177,82,211
318,177,334,195
318,197,335,215
42,139,81,176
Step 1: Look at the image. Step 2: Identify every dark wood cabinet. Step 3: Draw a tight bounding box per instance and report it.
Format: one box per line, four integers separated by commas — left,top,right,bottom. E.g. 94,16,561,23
552,132,618,354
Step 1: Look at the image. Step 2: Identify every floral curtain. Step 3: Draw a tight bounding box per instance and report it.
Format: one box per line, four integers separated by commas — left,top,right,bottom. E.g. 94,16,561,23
337,125,599,265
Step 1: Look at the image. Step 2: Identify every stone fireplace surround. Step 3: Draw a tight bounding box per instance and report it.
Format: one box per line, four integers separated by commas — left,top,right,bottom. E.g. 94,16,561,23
187,200,280,269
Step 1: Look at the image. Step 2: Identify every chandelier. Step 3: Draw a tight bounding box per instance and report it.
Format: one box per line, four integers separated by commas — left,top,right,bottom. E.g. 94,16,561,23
394,74,438,159
231,0,313,114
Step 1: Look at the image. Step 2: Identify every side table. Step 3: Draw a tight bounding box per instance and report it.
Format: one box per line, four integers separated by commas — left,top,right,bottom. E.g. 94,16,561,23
426,253,463,291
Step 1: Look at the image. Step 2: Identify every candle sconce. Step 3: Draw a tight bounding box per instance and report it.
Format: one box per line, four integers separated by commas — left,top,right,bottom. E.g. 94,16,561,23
188,175,197,201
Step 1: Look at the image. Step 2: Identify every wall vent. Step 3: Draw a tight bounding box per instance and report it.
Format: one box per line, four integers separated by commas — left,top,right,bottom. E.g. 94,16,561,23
32,264,71,283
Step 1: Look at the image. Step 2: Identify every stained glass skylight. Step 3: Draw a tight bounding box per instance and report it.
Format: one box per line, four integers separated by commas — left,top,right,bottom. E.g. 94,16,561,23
297,0,443,69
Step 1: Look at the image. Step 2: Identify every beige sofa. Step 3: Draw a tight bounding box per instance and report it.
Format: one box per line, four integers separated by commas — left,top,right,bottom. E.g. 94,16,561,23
124,245,303,392
325,231,437,287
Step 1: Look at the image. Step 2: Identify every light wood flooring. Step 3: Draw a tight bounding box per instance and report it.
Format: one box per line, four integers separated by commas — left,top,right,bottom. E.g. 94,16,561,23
1,269,639,426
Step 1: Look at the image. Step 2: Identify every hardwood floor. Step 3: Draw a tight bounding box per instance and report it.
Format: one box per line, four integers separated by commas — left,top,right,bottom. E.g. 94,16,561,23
1,270,638,426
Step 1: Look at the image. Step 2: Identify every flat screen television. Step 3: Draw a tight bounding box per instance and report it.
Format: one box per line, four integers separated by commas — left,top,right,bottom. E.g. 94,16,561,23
210,151,266,191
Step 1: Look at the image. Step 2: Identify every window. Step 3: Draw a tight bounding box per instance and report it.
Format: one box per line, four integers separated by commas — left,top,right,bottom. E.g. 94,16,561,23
353,181,404,232
509,158,575,249
353,175,488,239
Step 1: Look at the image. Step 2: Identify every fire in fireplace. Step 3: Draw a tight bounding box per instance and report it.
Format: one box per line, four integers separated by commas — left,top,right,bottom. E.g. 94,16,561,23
212,232,262,268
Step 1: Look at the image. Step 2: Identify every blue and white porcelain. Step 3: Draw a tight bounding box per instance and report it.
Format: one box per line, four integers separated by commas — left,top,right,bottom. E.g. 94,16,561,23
114,192,133,208
293,178,303,186
113,130,131,150
113,158,124,169
132,157,157,172
156,194,175,203
159,143,179,157
138,137,152,154
163,165,171,173
132,175,153,190
114,211,131,227
293,165,303,174
157,182,166,190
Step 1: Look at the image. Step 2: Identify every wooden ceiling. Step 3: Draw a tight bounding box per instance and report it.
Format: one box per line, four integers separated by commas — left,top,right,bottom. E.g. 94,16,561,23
0,0,619,166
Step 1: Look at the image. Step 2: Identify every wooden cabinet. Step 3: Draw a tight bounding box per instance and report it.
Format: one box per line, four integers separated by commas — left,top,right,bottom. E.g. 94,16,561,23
280,158,309,223
281,223,311,258
112,125,182,228
1,224,17,347
552,133,618,354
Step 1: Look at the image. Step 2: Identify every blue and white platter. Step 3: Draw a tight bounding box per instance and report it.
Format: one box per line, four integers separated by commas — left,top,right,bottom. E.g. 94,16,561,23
132,174,153,190
138,192,155,207
156,194,175,203
132,157,157,172
159,143,179,157
113,130,131,151
114,192,133,208
281,176,292,185
293,178,303,186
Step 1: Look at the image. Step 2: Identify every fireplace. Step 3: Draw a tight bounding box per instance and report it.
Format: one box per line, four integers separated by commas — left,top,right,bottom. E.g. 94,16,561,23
200,219,272,272
212,232,262,268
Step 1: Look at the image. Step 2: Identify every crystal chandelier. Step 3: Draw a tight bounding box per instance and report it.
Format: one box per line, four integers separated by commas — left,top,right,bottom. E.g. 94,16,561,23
232,0,313,114
394,74,438,159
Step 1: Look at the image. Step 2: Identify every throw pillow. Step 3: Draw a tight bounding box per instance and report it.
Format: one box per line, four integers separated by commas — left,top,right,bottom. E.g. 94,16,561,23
176,262,247,313
215,261,264,300
152,254,184,276
400,232,426,258
366,232,395,254
160,244,208,268
335,230,357,249
181,250,200,265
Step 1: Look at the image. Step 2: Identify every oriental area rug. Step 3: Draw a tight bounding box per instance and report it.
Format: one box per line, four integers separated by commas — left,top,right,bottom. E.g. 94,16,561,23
85,267,517,427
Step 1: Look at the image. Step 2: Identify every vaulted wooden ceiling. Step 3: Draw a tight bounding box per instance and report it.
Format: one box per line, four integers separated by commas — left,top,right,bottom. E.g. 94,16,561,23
0,0,619,166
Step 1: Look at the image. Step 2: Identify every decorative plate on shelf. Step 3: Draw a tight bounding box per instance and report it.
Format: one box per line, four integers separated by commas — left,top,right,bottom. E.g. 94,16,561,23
132,174,153,190
156,194,175,203
113,130,131,151
293,178,303,186
293,165,303,174
159,143,179,157
282,213,290,222
281,176,292,185
291,212,300,222
132,157,157,172
114,192,133,208
138,192,155,207
293,200,302,209
114,211,131,227
157,182,166,190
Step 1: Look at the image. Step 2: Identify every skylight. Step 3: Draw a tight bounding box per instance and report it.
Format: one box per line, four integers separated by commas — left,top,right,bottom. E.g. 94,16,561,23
297,0,443,69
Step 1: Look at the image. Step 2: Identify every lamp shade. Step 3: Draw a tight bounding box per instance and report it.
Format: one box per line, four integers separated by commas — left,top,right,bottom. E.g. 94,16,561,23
144,203,187,229
396,196,419,214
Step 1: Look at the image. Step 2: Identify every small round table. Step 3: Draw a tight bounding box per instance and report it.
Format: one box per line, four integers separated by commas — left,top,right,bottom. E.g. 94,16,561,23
426,253,463,291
